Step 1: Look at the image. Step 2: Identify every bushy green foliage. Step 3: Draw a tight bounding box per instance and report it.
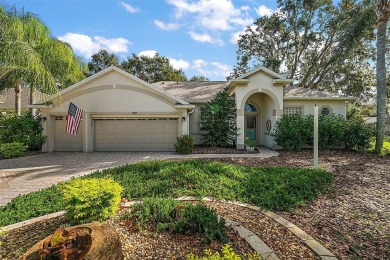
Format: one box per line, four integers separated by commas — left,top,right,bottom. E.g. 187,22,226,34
269,114,375,151
187,244,262,260
200,87,238,147
344,117,376,151
128,198,227,244
0,112,46,151
0,160,332,226
174,204,227,244
0,142,26,158
174,135,194,154
130,198,179,231
270,114,312,151
0,185,63,226
62,178,123,224
244,137,257,147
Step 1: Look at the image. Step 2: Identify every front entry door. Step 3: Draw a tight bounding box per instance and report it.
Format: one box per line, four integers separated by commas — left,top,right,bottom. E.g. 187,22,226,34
245,116,257,141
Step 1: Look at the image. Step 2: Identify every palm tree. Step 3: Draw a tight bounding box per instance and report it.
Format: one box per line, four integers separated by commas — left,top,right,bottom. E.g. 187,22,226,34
0,6,85,115
374,0,390,153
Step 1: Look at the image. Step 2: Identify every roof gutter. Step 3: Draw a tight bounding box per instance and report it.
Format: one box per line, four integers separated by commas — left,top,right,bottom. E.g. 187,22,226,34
283,97,357,101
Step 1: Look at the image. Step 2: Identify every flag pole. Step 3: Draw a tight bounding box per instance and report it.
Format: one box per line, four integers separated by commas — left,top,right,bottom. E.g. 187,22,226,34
314,104,318,169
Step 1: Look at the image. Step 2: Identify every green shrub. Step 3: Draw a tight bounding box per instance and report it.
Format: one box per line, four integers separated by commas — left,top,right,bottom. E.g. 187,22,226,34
175,135,194,154
0,142,26,158
187,244,262,260
270,114,312,151
130,198,179,231
0,112,46,151
128,198,227,244
200,87,238,147
316,114,345,149
270,114,375,151
174,203,227,244
244,137,257,147
344,117,376,151
61,178,123,224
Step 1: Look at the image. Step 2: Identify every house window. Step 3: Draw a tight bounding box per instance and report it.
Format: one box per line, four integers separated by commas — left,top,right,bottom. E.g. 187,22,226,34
320,106,332,115
55,116,63,120
283,107,302,116
244,103,257,112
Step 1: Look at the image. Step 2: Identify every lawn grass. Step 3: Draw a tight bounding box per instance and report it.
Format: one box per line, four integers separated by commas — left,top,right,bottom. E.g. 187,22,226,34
0,160,332,227
368,136,390,156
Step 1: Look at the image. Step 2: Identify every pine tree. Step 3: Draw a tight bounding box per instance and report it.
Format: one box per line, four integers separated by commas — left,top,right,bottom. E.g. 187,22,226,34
200,87,238,147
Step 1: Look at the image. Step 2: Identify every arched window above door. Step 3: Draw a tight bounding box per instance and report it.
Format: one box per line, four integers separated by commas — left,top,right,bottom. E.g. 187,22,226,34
244,103,257,112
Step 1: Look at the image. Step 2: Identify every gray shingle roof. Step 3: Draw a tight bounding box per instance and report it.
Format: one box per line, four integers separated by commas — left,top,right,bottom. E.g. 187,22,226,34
283,85,356,100
154,81,355,103
153,81,227,103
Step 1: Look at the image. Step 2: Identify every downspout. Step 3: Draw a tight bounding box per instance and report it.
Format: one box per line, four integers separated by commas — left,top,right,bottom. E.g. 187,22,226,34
187,108,195,135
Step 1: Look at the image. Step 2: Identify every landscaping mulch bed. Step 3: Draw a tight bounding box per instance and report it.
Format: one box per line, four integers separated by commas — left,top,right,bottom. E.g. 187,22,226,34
0,216,70,259
207,150,390,259
108,208,255,259
192,145,259,154
0,210,255,260
206,201,319,259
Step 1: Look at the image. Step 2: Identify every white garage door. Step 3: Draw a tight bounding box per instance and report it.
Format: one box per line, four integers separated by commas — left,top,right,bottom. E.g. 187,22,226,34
54,116,83,151
94,118,178,151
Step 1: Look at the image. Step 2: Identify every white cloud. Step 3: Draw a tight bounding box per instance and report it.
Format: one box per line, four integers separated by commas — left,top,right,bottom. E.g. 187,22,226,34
190,58,232,79
255,5,275,17
192,59,208,69
58,33,131,58
154,20,180,31
120,2,140,13
94,36,130,53
168,0,252,31
189,32,223,45
138,50,158,58
169,58,190,70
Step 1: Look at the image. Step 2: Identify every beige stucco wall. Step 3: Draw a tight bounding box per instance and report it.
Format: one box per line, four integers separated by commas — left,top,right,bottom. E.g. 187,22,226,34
41,70,187,152
283,100,347,117
189,105,203,145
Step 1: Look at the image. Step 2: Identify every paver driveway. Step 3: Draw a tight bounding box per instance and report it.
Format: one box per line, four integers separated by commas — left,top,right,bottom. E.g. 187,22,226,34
0,148,278,206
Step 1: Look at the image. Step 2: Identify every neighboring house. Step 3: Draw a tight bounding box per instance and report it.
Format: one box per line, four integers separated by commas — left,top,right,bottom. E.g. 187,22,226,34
0,88,45,114
31,66,355,152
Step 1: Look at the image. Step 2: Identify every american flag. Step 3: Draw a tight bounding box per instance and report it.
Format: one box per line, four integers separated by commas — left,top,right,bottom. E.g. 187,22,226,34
66,102,83,135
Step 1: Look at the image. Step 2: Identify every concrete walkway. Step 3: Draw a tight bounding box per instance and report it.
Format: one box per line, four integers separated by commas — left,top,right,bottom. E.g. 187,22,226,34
0,147,278,206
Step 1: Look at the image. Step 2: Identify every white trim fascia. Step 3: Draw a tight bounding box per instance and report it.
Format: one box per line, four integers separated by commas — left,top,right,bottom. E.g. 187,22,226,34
48,66,189,105
174,104,196,109
283,96,357,101
228,79,250,88
273,79,294,85
27,104,50,109
91,114,180,119
236,66,286,80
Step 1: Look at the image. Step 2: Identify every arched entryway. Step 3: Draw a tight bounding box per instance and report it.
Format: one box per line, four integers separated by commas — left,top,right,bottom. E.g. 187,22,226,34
236,91,281,149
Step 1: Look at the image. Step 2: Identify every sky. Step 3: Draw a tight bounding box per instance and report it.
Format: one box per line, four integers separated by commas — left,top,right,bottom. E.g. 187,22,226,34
1,0,280,80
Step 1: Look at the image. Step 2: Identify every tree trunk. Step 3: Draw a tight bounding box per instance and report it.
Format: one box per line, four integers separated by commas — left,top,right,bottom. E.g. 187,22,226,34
14,82,22,116
375,1,390,154
29,85,36,115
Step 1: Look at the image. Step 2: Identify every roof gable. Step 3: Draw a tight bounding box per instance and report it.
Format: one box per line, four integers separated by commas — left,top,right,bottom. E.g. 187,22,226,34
235,66,287,80
48,66,189,105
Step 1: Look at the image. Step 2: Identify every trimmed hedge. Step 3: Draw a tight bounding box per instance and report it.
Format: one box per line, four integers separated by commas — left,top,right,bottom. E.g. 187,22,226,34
269,114,375,151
